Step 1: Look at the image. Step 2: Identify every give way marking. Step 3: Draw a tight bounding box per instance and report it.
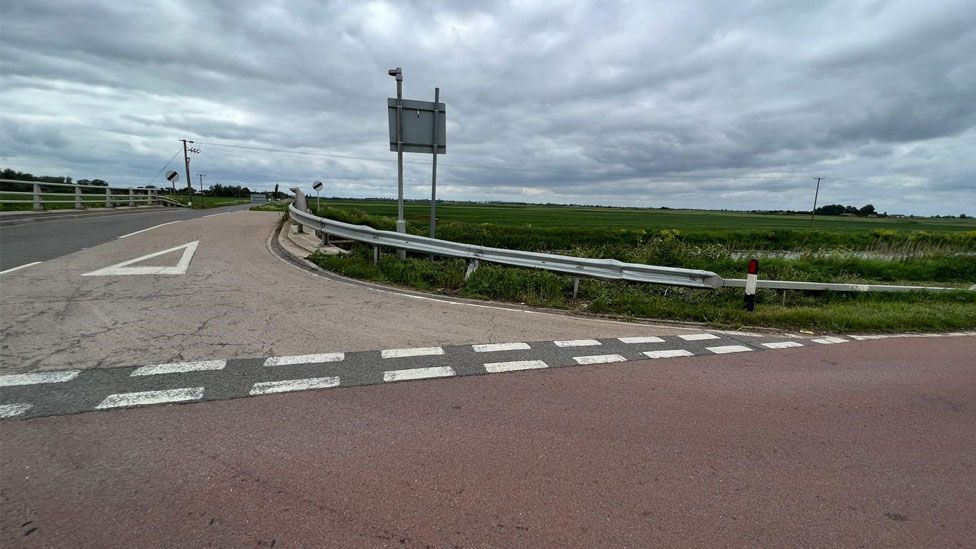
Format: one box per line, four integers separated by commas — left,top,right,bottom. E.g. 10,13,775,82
82,241,199,276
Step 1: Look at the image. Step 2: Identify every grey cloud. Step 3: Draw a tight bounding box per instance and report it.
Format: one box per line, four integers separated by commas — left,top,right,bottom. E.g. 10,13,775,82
1,0,974,215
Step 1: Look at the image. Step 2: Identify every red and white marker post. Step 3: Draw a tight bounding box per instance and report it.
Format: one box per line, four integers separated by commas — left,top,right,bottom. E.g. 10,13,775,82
744,258,759,312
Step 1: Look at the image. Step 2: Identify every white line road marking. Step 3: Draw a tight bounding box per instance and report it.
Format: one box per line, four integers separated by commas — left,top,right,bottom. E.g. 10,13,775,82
573,354,628,365
679,333,720,341
249,376,340,395
0,370,81,387
762,341,805,349
472,342,531,352
264,353,345,367
484,360,549,373
82,241,199,276
131,360,226,376
0,403,33,418
707,345,753,354
383,366,456,382
812,336,848,344
381,347,445,359
202,211,234,218
618,336,665,344
643,349,694,359
117,220,181,239
95,387,204,409
0,261,42,275
553,339,601,347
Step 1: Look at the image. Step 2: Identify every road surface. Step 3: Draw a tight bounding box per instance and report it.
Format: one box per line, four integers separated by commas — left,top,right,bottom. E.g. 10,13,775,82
1,207,973,546
0,204,249,271
2,336,974,546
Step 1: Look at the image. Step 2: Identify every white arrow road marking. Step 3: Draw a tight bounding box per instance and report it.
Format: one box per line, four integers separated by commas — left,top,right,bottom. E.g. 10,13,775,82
82,241,199,276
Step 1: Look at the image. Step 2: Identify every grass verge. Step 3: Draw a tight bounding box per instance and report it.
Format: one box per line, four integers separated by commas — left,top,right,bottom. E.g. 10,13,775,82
307,245,976,333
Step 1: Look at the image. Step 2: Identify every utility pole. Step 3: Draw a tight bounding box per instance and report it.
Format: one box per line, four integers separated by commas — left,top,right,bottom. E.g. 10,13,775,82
810,177,823,226
197,173,206,195
181,139,199,196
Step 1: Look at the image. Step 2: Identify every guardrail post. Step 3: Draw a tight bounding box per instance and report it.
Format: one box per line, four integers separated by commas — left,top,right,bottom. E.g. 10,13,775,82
105,186,113,208
572,277,580,298
128,188,135,207
33,183,43,211
373,246,380,265
744,259,759,311
74,184,83,209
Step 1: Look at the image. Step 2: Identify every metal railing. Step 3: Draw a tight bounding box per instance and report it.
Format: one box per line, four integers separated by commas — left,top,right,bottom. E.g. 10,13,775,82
289,203,971,293
0,179,185,210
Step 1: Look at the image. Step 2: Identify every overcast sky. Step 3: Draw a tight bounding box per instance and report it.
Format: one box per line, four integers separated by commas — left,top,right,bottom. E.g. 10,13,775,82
2,0,974,215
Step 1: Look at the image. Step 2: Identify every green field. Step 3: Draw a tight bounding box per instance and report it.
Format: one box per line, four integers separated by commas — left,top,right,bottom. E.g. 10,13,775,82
324,198,975,234
302,200,976,332
163,195,251,209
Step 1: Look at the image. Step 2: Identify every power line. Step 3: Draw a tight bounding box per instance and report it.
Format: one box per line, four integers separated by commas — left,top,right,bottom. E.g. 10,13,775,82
147,148,182,187
193,140,814,181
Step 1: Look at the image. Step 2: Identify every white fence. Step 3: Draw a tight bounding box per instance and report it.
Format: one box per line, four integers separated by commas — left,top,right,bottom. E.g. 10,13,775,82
0,179,184,210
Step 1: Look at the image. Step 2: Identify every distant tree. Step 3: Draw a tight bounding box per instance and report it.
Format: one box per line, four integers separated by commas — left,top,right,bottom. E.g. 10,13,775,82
858,204,876,217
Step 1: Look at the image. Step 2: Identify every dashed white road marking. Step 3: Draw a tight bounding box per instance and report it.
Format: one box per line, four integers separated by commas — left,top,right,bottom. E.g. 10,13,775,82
0,261,42,275
381,347,445,359
573,354,628,365
679,333,720,341
383,366,456,382
484,360,549,373
131,360,226,376
472,342,531,353
249,376,340,395
0,370,81,387
643,349,694,359
762,341,805,349
812,336,848,344
707,345,753,354
618,336,665,344
95,387,204,409
553,339,601,347
264,353,345,367
202,211,235,218
116,220,181,239
0,403,33,418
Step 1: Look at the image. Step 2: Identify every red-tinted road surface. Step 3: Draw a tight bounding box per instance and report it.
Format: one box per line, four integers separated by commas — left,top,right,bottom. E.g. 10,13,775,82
2,337,975,547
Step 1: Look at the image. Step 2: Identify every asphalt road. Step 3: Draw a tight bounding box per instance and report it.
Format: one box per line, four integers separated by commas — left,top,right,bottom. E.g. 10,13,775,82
0,210,721,373
2,336,973,546
0,204,250,271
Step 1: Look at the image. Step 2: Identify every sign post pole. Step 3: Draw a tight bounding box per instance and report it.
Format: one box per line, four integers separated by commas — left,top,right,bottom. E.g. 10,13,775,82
430,87,439,239
390,67,406,260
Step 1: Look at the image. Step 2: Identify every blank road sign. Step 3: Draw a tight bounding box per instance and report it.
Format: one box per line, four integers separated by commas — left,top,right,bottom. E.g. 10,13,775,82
388,98,446,154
